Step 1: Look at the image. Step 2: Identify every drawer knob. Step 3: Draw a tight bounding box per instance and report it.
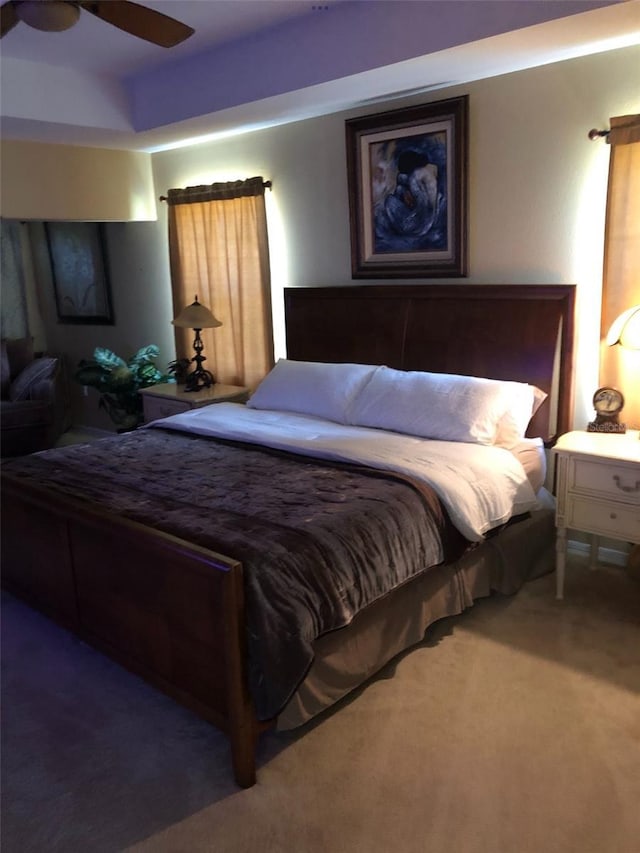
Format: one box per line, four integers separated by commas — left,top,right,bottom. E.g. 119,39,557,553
610,513,617,520
612,475,640,494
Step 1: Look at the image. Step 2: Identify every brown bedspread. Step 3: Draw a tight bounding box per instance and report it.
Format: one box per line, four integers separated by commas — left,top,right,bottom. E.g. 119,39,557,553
2,428,467,719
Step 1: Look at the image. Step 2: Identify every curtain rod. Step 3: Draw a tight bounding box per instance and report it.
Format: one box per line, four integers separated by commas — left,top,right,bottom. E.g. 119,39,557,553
159,180,272,202
588,127,610,141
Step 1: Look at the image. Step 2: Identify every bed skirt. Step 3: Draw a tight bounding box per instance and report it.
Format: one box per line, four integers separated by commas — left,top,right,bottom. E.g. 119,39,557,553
278,506,554,729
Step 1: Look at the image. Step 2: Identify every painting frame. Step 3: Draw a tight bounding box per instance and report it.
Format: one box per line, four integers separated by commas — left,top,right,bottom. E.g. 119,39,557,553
45,222,114,324
346,95,469,279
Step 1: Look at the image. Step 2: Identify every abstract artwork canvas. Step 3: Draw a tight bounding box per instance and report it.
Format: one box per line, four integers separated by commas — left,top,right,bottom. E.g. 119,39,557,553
346,96,468,278
45,222,114,324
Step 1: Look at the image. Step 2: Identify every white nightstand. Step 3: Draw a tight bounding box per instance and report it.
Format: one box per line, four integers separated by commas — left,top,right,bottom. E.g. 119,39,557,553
139,382,248,423
552,430,640,599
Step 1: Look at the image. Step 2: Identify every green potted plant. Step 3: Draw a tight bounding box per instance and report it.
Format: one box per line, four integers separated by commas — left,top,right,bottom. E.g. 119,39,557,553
75,345,171,431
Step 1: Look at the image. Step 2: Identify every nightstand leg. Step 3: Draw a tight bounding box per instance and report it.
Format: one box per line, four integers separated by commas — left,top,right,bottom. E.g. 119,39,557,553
589,534,600,570
555,527,567,600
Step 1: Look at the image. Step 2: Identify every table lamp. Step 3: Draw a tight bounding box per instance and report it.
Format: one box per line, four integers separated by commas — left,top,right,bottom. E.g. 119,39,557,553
606,305,640,350
172,295,222,391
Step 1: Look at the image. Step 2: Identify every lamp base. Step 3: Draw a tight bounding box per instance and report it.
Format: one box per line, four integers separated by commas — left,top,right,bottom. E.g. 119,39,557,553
183,326,215,391
184,368,215,392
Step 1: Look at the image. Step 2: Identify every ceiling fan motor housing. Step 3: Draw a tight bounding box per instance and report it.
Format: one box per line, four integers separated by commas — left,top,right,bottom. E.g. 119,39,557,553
2,0,195,46
16,1,80,32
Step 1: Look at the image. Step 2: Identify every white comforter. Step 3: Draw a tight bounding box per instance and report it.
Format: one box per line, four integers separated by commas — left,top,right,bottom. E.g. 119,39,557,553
148,403,538,542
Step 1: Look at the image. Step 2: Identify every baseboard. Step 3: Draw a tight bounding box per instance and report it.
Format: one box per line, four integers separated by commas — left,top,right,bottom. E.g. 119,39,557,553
568,539,629,567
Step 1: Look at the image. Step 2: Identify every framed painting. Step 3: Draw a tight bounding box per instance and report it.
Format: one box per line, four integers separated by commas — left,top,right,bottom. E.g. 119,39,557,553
346,95,469,278
45,222,114,324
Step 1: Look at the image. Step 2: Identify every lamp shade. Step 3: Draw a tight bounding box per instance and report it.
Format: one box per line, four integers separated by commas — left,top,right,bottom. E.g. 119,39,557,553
606,305,640,350
172,295,222,330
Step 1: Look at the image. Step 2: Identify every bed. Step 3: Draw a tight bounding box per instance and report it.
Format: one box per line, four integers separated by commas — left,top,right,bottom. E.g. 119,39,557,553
0,283,575,787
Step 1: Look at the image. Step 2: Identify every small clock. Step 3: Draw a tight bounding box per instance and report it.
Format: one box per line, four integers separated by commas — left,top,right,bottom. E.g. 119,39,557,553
587,386,626,433
593,386,624,418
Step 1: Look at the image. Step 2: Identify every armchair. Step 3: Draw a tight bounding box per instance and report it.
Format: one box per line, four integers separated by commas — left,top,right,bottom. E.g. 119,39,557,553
1,337,69,457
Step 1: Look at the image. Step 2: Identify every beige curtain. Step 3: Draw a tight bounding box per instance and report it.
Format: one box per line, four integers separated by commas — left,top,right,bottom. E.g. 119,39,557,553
0,219,46,349
167,177,274,389
599,114,640,430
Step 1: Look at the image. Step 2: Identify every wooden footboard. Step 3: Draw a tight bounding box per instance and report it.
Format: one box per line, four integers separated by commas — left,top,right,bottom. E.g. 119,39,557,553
0,473,262,788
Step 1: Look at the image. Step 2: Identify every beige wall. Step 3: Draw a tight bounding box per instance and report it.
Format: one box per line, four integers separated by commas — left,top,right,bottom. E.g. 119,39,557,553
151,45,639,430
0,140,157,222
3,45,638,430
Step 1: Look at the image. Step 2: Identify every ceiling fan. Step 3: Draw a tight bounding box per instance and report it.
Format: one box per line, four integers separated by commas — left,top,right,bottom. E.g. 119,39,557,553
0,0,195,47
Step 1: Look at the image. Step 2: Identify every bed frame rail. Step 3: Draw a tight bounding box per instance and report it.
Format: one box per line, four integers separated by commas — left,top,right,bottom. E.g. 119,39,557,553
1,474,260,788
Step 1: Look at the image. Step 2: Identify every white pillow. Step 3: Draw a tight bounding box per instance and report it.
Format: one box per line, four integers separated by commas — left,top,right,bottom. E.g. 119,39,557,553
495,385,548,448
348,365,536,446
247,359,377,424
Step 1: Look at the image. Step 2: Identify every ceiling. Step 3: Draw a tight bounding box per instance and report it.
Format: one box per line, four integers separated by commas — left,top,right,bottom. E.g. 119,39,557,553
0,1,316,75
1,0,639,153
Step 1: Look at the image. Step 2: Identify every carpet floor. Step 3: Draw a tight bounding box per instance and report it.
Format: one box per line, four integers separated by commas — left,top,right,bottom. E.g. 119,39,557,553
2,554,639,853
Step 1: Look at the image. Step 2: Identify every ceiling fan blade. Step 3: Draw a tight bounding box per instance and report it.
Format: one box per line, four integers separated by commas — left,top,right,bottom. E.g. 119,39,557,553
78,1,194,47
0,0,19,37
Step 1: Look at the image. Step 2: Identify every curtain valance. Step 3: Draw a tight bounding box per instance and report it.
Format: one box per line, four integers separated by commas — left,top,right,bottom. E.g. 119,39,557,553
166,176,269,206
608,114,640,147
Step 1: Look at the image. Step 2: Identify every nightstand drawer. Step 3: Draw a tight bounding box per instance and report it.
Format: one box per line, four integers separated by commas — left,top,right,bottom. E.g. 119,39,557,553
143,397,190,421
570,458,640,504
567,496,640,542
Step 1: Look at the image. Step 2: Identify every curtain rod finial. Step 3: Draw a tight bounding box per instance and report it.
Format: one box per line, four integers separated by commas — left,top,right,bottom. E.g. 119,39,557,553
588,127,609,141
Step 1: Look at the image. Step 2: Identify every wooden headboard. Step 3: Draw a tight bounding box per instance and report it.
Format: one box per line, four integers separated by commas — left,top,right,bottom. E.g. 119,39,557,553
284,284,575,443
